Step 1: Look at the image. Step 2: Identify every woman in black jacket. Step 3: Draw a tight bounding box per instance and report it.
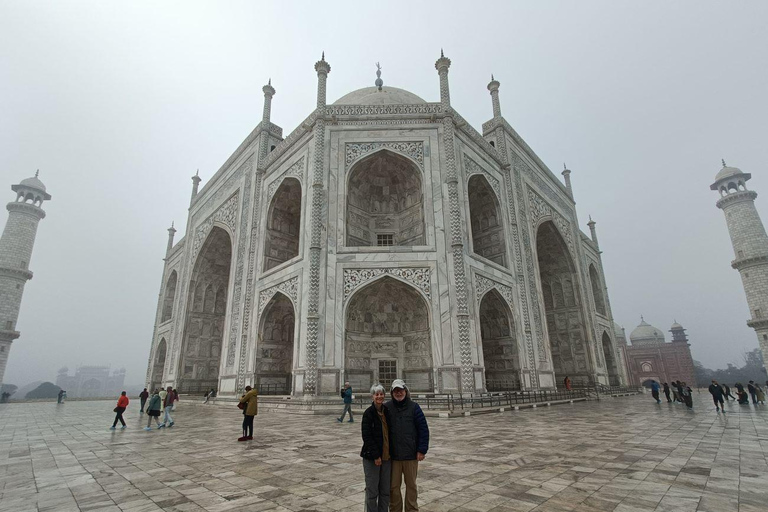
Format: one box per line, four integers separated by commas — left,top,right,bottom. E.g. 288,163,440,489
361,384,391,512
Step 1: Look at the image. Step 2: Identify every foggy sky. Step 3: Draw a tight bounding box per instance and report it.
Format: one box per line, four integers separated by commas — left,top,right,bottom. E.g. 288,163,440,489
1,1,767,387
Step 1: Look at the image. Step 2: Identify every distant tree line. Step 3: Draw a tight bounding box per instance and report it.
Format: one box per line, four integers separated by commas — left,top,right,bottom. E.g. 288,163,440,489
693,348,767,387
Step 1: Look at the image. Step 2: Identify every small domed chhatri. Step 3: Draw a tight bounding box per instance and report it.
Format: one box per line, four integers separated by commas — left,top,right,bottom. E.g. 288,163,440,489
147,52,628,396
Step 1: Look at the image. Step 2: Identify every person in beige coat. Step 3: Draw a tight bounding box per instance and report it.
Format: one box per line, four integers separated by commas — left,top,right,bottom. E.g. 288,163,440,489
238,386,258,441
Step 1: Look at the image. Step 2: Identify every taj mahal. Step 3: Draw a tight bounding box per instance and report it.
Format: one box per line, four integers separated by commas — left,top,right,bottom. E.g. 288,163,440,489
145,52,628,397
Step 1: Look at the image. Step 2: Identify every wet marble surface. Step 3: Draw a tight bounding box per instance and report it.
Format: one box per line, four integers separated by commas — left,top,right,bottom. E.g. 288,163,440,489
0,392,766,512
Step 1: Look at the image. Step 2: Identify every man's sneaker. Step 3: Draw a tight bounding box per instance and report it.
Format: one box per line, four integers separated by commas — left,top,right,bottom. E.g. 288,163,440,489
143,427,152,431
246,436,253,440
157,424,165,429
336,418,342,423
109,426,116,430
237,436,248,442
168,422,174,428
121,425,127,429
348,419,354,423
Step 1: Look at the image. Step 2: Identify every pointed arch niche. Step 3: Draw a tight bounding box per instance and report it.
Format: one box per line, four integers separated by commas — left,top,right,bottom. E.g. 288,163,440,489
479,289,519,390
151,338,167,390
589,264,606,316
161,271,177,322
264,177,302,271
536,221,590,385
468,175,507,267
345,276,433,391
602,331,620,385
346,150,425,247
256,292,296,394
180,226,232,393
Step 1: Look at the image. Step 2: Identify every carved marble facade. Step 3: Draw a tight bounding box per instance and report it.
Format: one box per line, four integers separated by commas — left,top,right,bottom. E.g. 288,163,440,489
146,54,625,396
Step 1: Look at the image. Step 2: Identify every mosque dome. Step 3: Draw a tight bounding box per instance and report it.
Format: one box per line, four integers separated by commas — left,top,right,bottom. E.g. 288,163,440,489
333,86,427,106
670,321,683,330
629,318,666,346
715,164,743,182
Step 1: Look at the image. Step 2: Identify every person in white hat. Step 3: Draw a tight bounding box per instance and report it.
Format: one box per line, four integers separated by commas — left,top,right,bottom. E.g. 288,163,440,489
385,379,429,512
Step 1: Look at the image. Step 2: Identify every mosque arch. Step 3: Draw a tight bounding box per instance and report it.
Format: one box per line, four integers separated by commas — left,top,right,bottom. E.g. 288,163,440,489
346,150,426,247
601,331,620,385
160,270,178,322
255,292,296,394
478,288,520,390
536,221,590,386
151,338,167,390
468,175,507,267
264,177,302,271
589,264,607,316
179,226,232,393
344,276,433,392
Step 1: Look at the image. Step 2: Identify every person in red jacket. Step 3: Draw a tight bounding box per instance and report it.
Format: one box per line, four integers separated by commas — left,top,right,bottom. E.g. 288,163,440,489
110,391,129,430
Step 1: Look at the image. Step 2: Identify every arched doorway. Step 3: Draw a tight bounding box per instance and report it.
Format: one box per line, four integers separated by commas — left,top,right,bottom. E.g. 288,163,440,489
536,221,590,386
256,293,295,394
479,289,519,390
601,331,619,385
264,178,302,270
346,150,425,247
151,338,167,390
345,276,432,391
468,175,507,267
179,226,232,393
161,271,177,322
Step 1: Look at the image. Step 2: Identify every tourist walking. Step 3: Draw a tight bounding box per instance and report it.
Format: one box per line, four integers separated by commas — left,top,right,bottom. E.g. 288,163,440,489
139,388,149,413
723,383,735,401
735,382,749,404
385,379,429,512
708,380,726,413
748,381,758,404
681,382,693,409
650,381,661,404
662,382,671,402
564,376,572,391
160,386,176,428
110,391,129,430
57,389,65,404
338,382,354,423
238,385,258,441
203,388,215,404
144,390,163,430
671,381,681,403
361,384,392,512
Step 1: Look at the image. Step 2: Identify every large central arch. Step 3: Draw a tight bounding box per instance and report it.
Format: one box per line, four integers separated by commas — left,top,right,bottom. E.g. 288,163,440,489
602,331,620,385
536,221,591,386
346,150,425,247
479,289,520,390
150,338,167,390
179,226,232,393
345,276,433,391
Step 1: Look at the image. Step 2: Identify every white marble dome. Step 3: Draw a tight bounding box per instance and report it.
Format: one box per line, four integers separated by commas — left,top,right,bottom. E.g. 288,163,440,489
715,164,744,183
333,86,427,106
19,175,47,192
629,318,665,345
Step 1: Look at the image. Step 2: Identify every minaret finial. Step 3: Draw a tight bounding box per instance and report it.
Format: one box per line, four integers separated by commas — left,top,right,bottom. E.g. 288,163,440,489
441,48,444,58
641,315,644,322
35,169,39,178
491,74,494,81
375,62,383,91
564,163,567,170
722,158,727,168
268,78,271,86
322,51,325,61
195,169,199,177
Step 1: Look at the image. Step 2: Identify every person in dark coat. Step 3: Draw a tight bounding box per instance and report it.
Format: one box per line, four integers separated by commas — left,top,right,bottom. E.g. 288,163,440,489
138,388,149,413
144,390,163,430
662,383,671,402
361,384,392,512
385,379,429,512
650,381,661,404
708,380,726,413
735,382,749,404
681,382,693,409
748,381,758,405
723,384,735,401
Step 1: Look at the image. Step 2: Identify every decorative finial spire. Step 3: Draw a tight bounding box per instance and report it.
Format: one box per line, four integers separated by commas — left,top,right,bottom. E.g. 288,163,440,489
491,74,494,81
641,315,645,322
35,169,39,178
171,221,174,228
195,169,199,177
589,214,593,222
722,158,727,168
441,48,444,58
322,51,325,61
375,62,383,91
564,163,567,170
268,78,271,86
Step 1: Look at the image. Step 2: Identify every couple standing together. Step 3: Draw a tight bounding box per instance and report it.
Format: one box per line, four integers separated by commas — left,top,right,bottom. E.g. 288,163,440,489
360,379,429,512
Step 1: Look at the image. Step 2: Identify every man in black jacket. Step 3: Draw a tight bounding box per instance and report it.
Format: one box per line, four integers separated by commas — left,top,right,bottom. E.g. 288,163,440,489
385,379,429,512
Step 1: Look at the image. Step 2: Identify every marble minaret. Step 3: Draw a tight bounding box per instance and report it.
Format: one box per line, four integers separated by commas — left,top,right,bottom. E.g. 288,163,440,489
0,171,51,386
711,161,768,374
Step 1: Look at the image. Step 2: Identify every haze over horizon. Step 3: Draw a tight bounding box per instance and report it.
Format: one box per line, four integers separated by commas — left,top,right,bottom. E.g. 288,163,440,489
1,1,767,388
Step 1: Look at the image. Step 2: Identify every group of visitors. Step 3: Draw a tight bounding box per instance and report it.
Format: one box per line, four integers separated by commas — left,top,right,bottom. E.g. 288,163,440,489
650,380,693,408
729,380,766,405
650,379,768,413
358,379,430,512
109,386,178,430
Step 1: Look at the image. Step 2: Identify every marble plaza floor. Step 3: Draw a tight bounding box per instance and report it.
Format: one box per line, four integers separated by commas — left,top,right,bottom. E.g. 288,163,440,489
0,393,767,512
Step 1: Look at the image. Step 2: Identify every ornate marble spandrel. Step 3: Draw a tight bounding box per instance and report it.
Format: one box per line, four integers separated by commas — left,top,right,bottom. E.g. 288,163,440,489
257,276,299,318
267,157,306,199
345,142,424,171
463,154,501,200
343,268,431,303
